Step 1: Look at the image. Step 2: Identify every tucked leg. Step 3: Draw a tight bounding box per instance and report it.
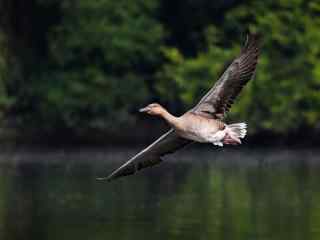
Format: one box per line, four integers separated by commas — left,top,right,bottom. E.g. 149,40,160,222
223,133,241,145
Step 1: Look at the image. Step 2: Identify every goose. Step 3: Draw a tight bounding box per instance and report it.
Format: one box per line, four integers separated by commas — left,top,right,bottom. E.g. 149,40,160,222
98,33,260,181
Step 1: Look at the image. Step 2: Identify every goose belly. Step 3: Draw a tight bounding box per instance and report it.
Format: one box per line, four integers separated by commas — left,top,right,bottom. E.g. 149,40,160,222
177,124,225,143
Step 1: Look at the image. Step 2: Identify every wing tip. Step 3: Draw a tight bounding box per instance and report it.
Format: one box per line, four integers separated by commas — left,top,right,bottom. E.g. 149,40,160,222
242,32,261,53
96,175,113,182
96,177,111,181
96,168,124,182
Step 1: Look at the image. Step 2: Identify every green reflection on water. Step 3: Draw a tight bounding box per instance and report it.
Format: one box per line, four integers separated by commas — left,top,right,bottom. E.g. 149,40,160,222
0,149,319,240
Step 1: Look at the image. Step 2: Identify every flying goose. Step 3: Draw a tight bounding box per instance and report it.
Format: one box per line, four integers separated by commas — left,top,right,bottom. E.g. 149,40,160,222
98,33,260,181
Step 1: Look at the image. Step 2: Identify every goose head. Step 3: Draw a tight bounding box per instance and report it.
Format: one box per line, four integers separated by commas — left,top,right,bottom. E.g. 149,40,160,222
139,103,166,116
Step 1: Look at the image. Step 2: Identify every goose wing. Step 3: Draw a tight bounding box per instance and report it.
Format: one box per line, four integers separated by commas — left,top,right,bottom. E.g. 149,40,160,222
97,129,190,181
192,33,260,119
98,34,259,182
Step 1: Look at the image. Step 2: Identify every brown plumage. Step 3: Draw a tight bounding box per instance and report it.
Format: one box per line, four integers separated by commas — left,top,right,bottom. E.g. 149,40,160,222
98,33,260,181
193,33,259,119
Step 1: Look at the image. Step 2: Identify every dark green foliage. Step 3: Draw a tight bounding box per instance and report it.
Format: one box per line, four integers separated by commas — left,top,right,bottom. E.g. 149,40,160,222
0,31,12,120
157,1,320,134
0,0,319,141
2,0,164,136
38,0,164,134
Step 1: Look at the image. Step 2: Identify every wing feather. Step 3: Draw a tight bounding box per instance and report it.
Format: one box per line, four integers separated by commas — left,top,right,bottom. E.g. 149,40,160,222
98,129,190,181
193,33,260,118
98,33,260,182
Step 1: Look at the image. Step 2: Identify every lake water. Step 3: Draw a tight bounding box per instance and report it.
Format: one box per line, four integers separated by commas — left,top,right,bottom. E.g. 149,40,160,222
0,147,319,240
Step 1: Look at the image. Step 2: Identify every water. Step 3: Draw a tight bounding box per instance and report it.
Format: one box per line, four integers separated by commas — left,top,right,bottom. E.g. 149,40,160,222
0,148,319,240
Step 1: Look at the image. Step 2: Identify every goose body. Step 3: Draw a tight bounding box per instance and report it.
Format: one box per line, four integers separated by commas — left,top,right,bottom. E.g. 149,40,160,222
139,108,246,147
175,113,227,144
99,33,260,181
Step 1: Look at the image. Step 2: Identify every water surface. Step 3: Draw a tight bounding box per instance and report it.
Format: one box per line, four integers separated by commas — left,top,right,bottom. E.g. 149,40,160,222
0,148,319,240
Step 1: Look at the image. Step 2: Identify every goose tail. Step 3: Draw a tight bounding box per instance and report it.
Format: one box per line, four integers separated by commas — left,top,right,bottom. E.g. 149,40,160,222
224,123,247,145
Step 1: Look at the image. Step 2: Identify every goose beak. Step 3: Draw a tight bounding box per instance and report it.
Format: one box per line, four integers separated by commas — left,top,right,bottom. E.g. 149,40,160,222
139,107,149,113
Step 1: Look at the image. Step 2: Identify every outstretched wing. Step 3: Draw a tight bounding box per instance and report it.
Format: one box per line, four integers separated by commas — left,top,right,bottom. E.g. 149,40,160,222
99,33,259,182
97,129,190,181
192,33,260,119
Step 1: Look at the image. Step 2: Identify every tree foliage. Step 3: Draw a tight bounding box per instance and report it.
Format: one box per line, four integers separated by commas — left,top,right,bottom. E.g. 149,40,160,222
0,0,319,140
2,0,164,136
157,0,320,134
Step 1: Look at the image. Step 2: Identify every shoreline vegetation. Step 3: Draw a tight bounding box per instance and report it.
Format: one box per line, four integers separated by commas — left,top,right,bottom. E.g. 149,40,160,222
1,1,320,146
0,122,318,148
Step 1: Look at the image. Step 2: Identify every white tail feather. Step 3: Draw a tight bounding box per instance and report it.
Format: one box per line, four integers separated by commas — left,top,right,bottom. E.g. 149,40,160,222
227,123,247,139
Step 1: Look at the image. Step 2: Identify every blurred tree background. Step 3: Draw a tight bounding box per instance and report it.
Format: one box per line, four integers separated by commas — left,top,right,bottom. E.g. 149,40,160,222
0,0,319,144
